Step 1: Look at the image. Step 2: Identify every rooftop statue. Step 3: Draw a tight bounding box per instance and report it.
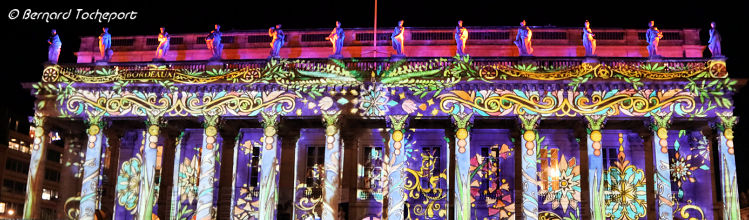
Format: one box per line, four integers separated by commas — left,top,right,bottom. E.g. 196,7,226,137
47,29,61,64
269,24,286,58
206,24,223,60
455,20,468,57
646,20,663,58
514,20,533,56
583,20,597,56
98,27,112,62
327,21,345,58
391,20,406,57
155,27,170,61
708,22,723,58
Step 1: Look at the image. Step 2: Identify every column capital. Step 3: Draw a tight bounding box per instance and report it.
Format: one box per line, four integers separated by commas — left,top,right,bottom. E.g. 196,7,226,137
450,112,473,129
387,115,409,131
260,111,279,129
322,110,342,132
584,114,607,131
31,112,49,129
650,111,673,131
716,111,737,131
518,113,540,131
202,113,220,128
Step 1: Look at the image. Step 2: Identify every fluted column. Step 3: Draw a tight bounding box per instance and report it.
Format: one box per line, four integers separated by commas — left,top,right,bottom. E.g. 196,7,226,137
451,113,472,220
137,115,165,220
23,114,49,219
322,111,343,220
258,112,281,220
651,111,673,220
716,112,739,219
384,115,409,220
196,114,221,220
79,113,107,220
584,115,606,220
518,113,540,220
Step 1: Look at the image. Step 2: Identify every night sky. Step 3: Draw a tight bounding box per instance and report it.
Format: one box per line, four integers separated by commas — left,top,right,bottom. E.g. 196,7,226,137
3,1,748,193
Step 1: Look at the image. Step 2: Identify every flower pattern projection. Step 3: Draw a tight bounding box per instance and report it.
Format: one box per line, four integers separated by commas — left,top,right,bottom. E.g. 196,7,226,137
233,184,259,220
469,144,515,219
604,140,647,220
358,85,389,116
178,155,199,204
538,154,581,214
670,131,711,219
116,156,142,214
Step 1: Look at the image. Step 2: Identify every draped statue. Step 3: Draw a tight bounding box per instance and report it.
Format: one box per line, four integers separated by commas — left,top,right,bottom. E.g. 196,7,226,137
514,20,533,56
391,20,405,56
206,24,223,60
583,20,597,56
455,20,468,57
155,27,170,60
269,24,286,58
48,29,62,64
708,22,723,57
98,27,112,62
327,21,345,58
646,20,663,58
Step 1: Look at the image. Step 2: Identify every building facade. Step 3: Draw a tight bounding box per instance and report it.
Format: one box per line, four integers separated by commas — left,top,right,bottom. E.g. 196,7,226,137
23,26,741,220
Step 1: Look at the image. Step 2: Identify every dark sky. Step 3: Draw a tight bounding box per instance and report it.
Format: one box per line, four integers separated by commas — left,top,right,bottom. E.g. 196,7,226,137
4,0,749,192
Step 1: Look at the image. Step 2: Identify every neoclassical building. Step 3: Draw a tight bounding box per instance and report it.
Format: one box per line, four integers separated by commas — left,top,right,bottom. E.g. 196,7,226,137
23,25,741,220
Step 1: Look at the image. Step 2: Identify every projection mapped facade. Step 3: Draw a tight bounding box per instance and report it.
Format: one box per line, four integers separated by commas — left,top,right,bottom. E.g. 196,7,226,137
23,25,741,220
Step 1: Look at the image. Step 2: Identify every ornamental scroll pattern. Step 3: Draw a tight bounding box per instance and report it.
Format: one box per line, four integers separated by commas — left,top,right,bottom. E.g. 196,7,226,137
439,89,697,117
63,90,297,117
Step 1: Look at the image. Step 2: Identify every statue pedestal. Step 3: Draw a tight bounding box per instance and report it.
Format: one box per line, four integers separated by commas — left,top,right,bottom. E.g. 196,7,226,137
95,61,109,65
152,58,166,62
518,56,536,65
328,54,344,59
267,56,281,60
711,55,727,61
647,55,663,62
583,56,600,64
390,54,406,62
206,61,223,66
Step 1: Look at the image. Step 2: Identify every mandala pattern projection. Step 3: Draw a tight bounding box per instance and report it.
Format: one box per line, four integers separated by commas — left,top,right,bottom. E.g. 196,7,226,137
469,129,515,219
668,130,713,220
231,129,264,220
403,129,449,219
171,129,203,220
601,131,647,220
536,129,581,219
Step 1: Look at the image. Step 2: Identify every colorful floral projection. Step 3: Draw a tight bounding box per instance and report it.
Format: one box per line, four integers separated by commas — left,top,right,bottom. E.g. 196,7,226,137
27,57,739,220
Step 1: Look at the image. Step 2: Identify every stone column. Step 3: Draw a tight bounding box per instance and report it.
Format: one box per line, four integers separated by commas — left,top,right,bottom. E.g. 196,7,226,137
79,114,107,220
258,112,281,220
383,115,409,220
322,111,343,220
196,114,221,220
716,112,739,219
651,111,673,220
584,115,606,220
451,113,472,220
23,114,49,219
137,115,165,220
518,113,540,220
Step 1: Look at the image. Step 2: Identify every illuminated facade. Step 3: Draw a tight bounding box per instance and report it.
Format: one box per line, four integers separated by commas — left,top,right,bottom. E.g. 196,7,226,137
24,26,741,220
